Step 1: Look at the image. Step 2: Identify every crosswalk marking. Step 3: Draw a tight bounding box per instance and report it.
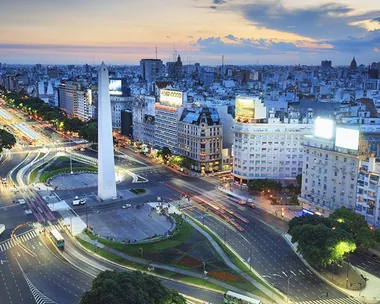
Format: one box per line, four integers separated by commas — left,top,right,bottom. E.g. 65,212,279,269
0,230,38,252
297,297,363,304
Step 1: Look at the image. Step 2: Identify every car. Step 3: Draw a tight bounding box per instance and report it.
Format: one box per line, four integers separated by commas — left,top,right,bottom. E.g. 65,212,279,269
122,204,132,209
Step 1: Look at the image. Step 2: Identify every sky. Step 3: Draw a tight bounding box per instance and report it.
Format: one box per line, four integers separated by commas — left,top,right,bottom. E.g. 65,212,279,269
0,0,379,65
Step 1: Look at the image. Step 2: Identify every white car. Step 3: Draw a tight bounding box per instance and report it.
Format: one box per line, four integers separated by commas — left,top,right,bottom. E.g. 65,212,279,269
122,204,132,209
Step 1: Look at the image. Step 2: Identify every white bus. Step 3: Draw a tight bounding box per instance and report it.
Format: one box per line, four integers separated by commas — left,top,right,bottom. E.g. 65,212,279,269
224,189,253,204
223,291,262,304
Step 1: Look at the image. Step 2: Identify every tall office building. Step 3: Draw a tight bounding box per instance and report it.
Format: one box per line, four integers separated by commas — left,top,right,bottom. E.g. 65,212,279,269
140,59,164,82
132,95,156,147
154,89,186,153
232,96,314,183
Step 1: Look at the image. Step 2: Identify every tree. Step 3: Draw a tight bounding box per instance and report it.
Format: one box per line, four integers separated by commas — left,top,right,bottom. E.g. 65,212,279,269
330,207,370,247
296,224,356,267
248,179,282,192
79,122,98,143
0,129,16,153
63,117,86,133
157,147,172,162
80,270,186,304
288,214,333,243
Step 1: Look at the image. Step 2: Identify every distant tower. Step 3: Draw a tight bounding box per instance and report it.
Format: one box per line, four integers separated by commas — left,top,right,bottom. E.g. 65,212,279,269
350,57,357,70
97,62,117,200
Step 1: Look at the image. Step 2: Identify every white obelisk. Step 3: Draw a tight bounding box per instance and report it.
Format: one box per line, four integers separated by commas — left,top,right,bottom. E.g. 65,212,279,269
97,62,117,200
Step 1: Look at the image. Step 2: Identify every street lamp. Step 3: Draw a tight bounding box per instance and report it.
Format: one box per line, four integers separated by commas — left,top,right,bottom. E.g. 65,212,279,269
203,262,207,275
139,247,143,260
159,181,165,203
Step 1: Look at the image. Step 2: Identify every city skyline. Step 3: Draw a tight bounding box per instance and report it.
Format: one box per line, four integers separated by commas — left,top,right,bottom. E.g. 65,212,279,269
0,0,379,65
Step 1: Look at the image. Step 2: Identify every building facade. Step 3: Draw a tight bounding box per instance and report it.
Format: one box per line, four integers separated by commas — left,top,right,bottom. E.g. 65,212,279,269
140,59,164,83
111,96,135,128
58,82,93,120
299,135,362,215
232,96,313,183
356,157,380,228
132,95,156,146
177,106,223,173
154,89,186,153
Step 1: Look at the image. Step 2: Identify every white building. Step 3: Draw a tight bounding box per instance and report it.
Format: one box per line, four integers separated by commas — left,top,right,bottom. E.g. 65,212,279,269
111,96,136,128
299,120,367,215
154,89,186,153
58,82,94,121
356,157,380,228
232,96,314,183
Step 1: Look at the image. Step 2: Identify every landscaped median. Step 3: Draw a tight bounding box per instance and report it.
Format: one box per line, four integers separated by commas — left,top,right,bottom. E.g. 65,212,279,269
188,215,285,303
76,214,271,301
29,155,97,183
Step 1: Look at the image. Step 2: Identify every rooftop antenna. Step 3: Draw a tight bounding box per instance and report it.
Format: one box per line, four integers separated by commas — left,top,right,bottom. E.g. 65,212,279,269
173,43,177,62
155,45,158,60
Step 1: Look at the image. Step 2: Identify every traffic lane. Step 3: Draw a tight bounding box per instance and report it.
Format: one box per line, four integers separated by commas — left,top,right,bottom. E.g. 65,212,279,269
164,279,224,303
350,252,380,277
0,250,34,304
63,233,225,304
0,206,36,240
18,236,91,304
186,207,345,301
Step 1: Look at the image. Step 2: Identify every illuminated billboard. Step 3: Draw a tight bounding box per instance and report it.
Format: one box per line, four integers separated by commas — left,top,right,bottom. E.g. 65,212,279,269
314,117,334,139
335,127,359,150
109,80,122,96
235,96,266,121
160,89,183,106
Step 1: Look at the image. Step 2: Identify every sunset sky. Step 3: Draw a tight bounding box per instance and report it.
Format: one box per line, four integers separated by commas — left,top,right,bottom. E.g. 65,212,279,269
0,0,379,65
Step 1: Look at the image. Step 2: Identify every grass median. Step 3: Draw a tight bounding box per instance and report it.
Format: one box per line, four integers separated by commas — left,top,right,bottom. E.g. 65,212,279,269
191,216,282,299
76,237,226,293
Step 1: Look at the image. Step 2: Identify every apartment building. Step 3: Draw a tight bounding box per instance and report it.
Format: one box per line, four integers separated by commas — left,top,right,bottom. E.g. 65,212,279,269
232,95,314,184
177,106,222,173
356,157,380,228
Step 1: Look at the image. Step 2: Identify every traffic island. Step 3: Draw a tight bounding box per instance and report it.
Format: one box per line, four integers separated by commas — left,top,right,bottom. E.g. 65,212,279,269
76,212,270,302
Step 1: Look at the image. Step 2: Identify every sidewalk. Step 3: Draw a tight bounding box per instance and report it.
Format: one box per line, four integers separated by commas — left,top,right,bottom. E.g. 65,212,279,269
283,234,380,304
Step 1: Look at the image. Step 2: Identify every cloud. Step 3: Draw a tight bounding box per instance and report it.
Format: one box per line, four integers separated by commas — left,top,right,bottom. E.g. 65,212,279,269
327,30,380,53
209,5,217,9
194,36,304,55
373,17,380,24
213,0,226,4
241,1,380,40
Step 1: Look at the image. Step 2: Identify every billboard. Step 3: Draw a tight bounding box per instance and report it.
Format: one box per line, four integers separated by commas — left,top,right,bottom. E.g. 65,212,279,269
109,79,122,96
314,117,334,139
335,127,359,150
160,89,183,106
235,96,266,120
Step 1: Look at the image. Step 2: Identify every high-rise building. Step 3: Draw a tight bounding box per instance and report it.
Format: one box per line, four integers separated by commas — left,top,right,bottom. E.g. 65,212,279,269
154,89,186,153
140,59,164,82
177,106,223,173
58,81,93,120
232,96,314,183
321,60,332,69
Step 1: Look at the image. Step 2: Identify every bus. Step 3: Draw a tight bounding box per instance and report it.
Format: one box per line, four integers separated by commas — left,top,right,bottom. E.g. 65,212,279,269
50,229,65,250
225,190,253,204
223,291,262,304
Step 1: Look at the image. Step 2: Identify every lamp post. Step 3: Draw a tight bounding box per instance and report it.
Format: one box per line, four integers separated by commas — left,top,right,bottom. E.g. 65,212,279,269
139,247,143,260
159,181,164,203
203,262,207,276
